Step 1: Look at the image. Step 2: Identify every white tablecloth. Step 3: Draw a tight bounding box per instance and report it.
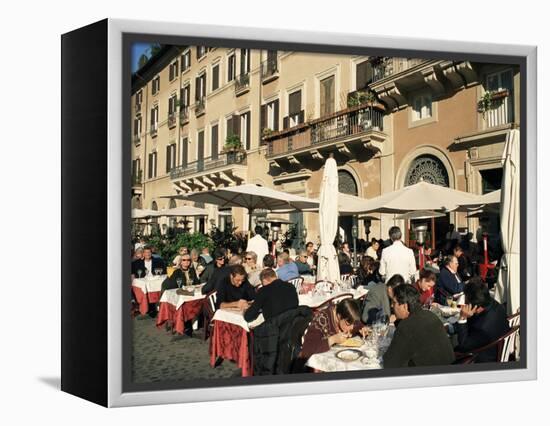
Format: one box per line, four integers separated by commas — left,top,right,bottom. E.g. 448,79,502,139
307,339,384,372
212,309,265,332
132,275,165,294
159,288,205,310
298,287,368,308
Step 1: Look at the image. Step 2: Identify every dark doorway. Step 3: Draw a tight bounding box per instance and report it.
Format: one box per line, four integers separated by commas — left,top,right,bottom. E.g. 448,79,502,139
337,170,358,244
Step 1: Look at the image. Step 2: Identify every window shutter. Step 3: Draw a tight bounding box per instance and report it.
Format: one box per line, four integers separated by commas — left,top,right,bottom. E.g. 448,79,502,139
198,131,205,161
274,100,280,131
185,86,190,106
134,119,138,135
166,146,170,172
246,112,251,150
260,104,267,130
168,98,173,115
240,49,245,76
180,88,184,108
211,125,219,160
175,61,178,75
148,153,152,179
212,65,219,91
182,138,188,167
202,73,207,97
233,114,241,138
283,116,289,129
289,91,301,116
299,110,305,124
150,110,154,127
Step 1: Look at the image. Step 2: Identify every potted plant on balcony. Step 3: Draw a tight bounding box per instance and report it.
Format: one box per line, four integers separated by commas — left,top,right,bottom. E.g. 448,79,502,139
223,134,244,162
477,89,509,117
261,127,274,140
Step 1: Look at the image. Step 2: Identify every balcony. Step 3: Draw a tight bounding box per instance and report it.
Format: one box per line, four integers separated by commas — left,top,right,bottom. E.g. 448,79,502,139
149,124,158,137
235,73,250,96
132,170,143,194
179,107,189,125
167,113,177,129
478,89,514,129
195,97,206,117
265,103,386,172
132,134,141,145
371,57,426,83
170,151,248,193
261,58,278,83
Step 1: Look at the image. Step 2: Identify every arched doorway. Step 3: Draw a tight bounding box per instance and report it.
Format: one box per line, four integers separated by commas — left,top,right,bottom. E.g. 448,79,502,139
338,170,358,244
404,155,450,249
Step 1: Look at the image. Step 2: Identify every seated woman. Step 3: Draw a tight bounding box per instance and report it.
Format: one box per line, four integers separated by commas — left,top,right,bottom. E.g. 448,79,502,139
244,251,261,287
366,238,380,260
356,255,381,288
338,251,354,275
299,298,366,359
413,268,437,306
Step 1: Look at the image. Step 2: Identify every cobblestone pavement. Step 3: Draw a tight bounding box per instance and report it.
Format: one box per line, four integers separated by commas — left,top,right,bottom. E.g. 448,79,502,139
132,316,241,383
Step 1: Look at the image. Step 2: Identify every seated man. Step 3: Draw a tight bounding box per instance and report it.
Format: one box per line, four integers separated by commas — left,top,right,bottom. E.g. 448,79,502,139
383,284,455,368
436,255,464,304
361,274,404,325
216,264,255,310
453,244,472,282
132,246,166,278
455,277,510,362
244,268,299,322
275,252,300,282
294,250,313,275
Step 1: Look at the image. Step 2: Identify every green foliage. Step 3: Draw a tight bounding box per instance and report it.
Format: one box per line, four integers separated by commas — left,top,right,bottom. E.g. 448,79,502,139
478,91,496,115
347,90,378,108
209,225,247,254
224,134,242,151
145,232,214,263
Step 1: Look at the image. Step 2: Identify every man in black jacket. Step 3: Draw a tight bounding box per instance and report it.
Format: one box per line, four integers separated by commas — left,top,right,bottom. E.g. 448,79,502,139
455,277,510,362
200,248,226,294
244,269,299,322
383,284,455,368
132,246,166,278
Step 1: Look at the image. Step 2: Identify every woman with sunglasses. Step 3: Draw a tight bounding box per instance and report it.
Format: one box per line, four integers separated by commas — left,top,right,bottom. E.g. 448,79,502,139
244,251,261,287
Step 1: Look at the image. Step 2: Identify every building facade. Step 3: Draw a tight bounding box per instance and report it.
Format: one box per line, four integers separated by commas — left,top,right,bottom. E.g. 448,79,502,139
131,45,519,247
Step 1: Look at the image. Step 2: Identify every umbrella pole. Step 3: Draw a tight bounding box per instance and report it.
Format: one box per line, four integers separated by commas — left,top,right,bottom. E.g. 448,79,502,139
248,209,252,239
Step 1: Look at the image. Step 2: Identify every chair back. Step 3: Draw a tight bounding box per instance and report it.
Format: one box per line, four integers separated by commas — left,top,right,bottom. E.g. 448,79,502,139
288,277,304,293
204,291,217,316
456,325,520,363
315,293,354,310
507,310,520,328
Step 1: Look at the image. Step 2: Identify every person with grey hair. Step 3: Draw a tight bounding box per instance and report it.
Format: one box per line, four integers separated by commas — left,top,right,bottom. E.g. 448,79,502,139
276,252,300,282
379,226,417,284
294,250,313,275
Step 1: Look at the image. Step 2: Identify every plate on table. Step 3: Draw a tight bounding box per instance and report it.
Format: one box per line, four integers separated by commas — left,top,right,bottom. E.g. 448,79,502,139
336,337,363,348
335,349,363,362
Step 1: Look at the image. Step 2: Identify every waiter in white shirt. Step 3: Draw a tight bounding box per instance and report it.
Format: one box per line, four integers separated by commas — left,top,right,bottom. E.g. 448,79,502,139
246,225,269,268
379,226,417,284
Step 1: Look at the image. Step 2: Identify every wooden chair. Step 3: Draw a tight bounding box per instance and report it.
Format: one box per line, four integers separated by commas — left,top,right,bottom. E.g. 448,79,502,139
315,293,354,310
289,277,304,293
202,291,217,341
507,310,520,328
455,325,520,363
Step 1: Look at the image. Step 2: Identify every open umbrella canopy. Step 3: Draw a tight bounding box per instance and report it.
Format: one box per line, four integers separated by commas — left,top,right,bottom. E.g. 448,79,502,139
131,208,158,219
167,184,319,211
452,189,501,212
316,158,341,283
342,181,482,214
159,205,209,217
395,210,446,220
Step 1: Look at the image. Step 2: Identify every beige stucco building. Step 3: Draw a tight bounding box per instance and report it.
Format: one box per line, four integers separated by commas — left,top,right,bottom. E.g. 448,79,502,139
131,45,519,249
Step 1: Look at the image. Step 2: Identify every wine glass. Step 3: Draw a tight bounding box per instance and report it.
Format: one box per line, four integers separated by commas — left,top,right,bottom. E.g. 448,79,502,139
144,268,149,277
136,269,143,279
176,278,183,288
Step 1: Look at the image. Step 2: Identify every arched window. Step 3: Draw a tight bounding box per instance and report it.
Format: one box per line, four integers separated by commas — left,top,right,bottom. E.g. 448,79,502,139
131,196,142,209
151,201,159,224
405,155,449,187
338,170,358,195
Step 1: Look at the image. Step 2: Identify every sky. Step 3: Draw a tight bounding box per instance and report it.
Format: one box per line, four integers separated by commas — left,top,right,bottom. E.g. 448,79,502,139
131,42,153,73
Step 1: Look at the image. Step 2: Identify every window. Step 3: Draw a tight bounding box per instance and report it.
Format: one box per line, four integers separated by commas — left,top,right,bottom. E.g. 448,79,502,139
135,90,143,108
132,158,141,178
284,90,303,128
195,73,207,101
320,75,335,116
356,60,374,90
152,75,160,95
240,49,250,75
197,130,205,165
168,94,177,116
133,114,142,137
486,69,513,93
241,112,251,150
226,114,240,139
147,151,157,179
412,93,432,121
261,99,279,132
150,105,159,134
180,137,188,167
166,143,176,173
180,85,190,109
196,46,207,59
181,50,191,72
212,63,220,91
227,53,236,82
169,61,179,81
211,124,219,160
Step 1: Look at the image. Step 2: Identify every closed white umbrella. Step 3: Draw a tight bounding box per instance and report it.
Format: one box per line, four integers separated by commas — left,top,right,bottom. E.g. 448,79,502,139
495,129,520,315
316,157,341,283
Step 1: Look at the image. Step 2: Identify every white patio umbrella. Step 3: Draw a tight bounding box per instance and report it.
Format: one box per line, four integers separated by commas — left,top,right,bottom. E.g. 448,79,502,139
342,180,483,214
165,184,319,231
453,189,502,212
131,208,157,219
316,157,341,283
159,205,208,217
395,210,446,220
495,129,520,315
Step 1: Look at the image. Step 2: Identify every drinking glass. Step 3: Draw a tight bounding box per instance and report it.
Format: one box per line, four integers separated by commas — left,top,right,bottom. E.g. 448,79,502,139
136,269,142,279
176,278,183,288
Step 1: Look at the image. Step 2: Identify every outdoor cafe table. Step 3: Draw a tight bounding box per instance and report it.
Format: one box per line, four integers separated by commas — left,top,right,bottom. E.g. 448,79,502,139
306,326,395,372
156,287,205,335
132,275,165,315
209,309,264,377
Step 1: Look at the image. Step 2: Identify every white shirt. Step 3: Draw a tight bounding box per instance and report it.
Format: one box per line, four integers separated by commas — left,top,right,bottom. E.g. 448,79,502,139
379,240,417,283
143,259,153,276
366,246,378,260
246,234,269,268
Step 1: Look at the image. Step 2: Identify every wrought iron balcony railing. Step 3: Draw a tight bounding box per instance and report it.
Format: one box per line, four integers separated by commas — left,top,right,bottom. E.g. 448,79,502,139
235,73,250,94
195,97,206,116
167,113,177,128
170,151,247,180
371,57,426,83
261,57,278,81
179,106,189,124
149,124,158,137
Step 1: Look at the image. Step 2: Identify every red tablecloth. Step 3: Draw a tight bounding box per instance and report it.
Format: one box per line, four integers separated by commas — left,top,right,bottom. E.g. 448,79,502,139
156,299,204,335
209,320,252,377
132,287,160,315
